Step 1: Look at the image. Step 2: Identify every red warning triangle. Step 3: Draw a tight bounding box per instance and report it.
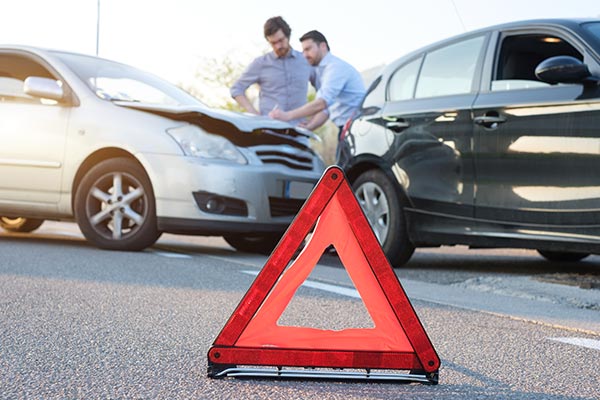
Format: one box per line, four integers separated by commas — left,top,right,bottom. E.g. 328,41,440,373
207,166,440,382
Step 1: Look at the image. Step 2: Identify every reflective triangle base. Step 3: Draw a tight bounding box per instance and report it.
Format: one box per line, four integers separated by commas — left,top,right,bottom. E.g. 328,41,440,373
209,366,438,384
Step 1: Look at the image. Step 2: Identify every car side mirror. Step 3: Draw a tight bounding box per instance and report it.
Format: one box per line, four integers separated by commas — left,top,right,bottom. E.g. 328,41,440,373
23,76,64,101
535,56,592,85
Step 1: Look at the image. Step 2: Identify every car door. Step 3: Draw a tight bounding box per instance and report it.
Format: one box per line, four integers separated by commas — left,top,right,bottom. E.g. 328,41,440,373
0,52,70,210
380,33,488,218
472,27,600,227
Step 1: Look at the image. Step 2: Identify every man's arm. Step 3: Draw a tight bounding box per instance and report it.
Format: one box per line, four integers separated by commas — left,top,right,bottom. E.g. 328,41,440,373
269,97,327,122
233,95,260,115
230,58,261,114
301,110,329,131
271,60,346,127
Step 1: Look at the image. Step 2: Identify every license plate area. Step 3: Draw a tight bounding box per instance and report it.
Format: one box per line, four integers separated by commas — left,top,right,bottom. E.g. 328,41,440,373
281,180,314,199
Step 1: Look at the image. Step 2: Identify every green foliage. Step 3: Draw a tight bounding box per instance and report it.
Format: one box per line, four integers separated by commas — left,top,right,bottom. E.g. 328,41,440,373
180,55,250,112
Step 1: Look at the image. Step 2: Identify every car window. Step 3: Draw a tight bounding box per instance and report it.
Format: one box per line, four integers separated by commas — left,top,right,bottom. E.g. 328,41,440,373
492,33,582,91
415,35,485,99
0,54,56,104
388,57,422,101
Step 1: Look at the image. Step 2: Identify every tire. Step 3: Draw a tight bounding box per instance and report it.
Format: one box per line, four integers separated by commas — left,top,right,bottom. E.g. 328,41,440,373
224,233,283,255
0,217,44,233
74,157,160,251
537,250,589,262
353,169,415,267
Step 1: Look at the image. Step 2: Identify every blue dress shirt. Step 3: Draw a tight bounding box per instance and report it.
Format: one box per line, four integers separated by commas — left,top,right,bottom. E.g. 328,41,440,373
231,49,314,125
315,52,366,126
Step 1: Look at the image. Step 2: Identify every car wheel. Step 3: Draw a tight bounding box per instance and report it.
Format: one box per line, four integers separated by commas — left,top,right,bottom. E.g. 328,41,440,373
224,233,283,255
74,157,160,251
0,217,44,233
537,250,589,262
353,169,415,267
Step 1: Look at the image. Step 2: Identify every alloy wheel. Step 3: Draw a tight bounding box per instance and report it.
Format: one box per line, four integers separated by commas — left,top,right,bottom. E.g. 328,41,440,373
84,171,149,241
355,181,390,245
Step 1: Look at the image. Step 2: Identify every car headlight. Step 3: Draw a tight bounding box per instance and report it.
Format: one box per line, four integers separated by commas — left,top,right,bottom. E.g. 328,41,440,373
166,124,247,164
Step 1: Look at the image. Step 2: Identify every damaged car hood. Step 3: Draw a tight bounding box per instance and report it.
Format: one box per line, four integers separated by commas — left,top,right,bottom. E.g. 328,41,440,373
115,101,319,149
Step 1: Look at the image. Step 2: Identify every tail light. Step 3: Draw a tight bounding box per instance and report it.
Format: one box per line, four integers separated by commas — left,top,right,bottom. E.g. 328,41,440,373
339,118,353,141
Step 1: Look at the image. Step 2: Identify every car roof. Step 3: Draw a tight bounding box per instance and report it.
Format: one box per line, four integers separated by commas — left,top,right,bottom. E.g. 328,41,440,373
381,18,600,77
0,44,51,56
0,44,121,64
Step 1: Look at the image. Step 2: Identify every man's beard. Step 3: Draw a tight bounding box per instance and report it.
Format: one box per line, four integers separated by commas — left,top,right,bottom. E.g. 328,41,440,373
276,47,290,58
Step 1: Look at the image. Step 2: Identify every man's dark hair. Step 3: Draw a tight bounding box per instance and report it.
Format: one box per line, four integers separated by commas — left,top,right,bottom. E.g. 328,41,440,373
299,30,330,51
264,16,291,39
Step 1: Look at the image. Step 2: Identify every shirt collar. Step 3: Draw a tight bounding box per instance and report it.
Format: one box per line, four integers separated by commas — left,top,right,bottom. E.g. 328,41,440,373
272,48,297,60
318,52,333,67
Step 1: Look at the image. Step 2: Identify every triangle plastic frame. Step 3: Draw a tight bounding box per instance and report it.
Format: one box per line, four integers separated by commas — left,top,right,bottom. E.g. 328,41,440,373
207,166,440,384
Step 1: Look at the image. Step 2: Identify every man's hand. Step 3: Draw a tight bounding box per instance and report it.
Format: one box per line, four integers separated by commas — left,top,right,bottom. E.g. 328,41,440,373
270,98,327,126
269,108,291,121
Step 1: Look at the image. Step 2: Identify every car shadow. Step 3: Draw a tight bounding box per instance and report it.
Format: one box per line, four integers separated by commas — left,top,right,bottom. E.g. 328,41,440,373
318,247,599,272
316,246,600,289
2,229,598,289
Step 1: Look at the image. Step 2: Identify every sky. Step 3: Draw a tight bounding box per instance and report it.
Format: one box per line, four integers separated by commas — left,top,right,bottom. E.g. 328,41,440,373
1,0,599,90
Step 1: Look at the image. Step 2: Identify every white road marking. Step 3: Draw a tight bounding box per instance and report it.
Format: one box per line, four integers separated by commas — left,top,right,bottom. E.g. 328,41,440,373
208,255,264,268
151,250,192,259
549,337,600,351
242,270,360,299
47,230,84,238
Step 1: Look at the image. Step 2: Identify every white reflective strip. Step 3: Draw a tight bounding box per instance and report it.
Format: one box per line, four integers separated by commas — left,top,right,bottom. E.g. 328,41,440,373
152,251,192,259
549,337,600,351
242,270,360,299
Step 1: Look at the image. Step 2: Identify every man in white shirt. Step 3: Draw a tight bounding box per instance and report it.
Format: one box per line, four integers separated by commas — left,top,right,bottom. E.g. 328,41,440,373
269,30,366,132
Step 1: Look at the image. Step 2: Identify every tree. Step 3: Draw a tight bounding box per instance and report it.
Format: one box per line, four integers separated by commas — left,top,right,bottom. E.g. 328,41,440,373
181,54,256,112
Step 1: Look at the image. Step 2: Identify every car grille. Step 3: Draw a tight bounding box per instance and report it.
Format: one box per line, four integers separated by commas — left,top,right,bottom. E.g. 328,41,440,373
254,146,314,171
269,197,305,217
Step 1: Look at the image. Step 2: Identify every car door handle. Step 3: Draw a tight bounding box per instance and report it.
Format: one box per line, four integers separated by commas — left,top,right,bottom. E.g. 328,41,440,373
473,115,506,129
386,120,410,133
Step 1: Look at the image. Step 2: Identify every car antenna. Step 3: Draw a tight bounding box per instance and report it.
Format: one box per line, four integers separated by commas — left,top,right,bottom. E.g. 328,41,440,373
450,0,467,32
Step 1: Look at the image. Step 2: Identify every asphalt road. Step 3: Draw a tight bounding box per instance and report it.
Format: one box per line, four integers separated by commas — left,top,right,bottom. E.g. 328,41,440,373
0,222,599,399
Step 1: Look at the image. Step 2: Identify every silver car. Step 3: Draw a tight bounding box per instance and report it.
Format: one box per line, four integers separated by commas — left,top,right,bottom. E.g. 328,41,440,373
0,45,325,253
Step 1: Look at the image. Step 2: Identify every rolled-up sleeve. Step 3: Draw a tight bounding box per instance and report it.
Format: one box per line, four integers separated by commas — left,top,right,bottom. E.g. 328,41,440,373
230,58,261,98
315,64,345,107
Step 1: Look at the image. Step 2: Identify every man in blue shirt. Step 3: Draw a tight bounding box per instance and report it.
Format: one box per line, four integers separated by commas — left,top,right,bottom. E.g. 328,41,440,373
230,17,313,125
269,30,366,132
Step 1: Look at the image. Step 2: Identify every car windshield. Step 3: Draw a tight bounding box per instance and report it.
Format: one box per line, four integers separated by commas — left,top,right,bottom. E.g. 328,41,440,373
52,51,203,106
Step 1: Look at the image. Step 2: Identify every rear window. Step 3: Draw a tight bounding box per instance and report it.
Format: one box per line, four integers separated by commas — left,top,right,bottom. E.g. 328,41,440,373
415,35,486,98
388,57,421,101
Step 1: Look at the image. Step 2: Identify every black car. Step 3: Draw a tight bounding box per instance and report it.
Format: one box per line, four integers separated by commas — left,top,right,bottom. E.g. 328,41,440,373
338,18,600,267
